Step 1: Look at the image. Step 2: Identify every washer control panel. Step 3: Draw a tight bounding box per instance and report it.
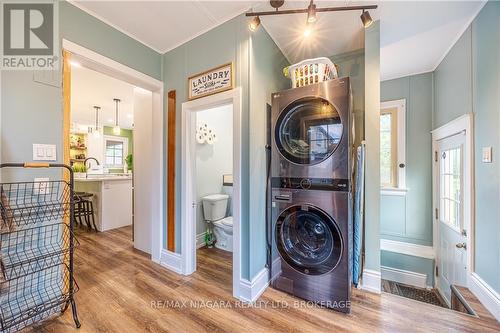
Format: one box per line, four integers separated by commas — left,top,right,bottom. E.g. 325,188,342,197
271,177,349,192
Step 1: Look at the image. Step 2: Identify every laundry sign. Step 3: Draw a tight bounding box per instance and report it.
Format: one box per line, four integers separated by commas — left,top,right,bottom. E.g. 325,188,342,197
188,63,233,100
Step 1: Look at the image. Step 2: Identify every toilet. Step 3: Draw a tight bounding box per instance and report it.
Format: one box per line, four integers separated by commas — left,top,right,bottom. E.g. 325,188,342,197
201,194,233,252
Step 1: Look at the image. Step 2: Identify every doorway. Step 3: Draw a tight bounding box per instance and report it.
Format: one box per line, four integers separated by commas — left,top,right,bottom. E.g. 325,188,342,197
62,40,164,262
181,88,242,299
432,114,474,306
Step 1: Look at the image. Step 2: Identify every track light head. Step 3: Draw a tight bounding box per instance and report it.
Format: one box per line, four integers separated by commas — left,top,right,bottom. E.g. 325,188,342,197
307,1,317,23
360,9,373,28
249,16,261,31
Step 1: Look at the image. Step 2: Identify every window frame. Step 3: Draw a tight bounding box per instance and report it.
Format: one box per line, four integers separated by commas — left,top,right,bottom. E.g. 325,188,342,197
380,99,406,191
103,135,128,168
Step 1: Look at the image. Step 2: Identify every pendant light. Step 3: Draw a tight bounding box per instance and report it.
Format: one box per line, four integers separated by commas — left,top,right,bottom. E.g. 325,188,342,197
93,106,101,138
113,98,121,135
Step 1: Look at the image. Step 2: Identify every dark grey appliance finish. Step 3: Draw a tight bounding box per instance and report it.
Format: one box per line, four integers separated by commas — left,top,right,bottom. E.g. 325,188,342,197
271,78,351,180
270,185,352,313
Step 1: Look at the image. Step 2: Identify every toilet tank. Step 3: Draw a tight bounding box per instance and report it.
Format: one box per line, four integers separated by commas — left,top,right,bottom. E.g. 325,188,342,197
202,194,229,222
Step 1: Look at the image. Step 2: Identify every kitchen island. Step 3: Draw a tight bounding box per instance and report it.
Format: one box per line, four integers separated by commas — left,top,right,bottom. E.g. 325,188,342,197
75,174,133,232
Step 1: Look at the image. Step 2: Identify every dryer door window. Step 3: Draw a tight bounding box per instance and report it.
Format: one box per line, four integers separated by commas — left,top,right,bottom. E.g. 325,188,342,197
276,97,343,165
276,205,342,275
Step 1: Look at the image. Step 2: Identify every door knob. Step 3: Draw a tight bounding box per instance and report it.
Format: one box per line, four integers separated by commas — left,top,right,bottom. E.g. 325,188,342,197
456,242,467,250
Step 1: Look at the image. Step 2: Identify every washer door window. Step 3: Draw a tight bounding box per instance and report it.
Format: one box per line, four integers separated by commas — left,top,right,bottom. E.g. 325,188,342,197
276,205,342,275
276,97,343,165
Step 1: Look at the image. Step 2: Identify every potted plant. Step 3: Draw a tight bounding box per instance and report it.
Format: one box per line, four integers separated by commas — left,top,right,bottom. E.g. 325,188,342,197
125,154,133,173
72,163,87,178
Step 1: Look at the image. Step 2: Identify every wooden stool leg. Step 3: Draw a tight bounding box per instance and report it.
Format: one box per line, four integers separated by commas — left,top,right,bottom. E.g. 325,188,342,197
83,201,92,231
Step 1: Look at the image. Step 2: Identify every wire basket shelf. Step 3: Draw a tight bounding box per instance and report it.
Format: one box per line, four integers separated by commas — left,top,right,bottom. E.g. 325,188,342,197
1,223,78,281
0,181,71,231
0,264,79,332
0,163,80,332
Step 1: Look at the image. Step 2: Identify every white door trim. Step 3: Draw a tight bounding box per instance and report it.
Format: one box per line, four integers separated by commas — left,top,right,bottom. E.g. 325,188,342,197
62,39,164,263
431,113,474,288
181,88,242,300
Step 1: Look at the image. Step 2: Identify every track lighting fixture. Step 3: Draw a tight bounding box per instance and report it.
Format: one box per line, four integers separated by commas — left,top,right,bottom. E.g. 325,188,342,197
306,0,317,23
360,9,373,28
248,16,261,31
246,3,377,29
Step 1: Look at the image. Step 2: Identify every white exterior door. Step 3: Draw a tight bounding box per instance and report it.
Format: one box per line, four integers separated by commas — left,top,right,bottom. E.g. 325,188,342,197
435,132,468,303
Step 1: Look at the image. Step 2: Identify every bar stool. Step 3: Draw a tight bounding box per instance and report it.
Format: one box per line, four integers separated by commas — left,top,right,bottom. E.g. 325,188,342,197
74,192,97,231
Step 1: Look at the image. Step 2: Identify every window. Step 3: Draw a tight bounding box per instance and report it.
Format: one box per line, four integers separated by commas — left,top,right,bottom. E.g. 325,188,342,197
104,136,128,168
439,147,462,229
380,99,406,189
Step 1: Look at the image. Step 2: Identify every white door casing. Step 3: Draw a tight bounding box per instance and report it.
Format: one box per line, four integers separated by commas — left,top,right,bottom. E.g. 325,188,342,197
62,39,164,262
181,88,242,300
432,113,474,305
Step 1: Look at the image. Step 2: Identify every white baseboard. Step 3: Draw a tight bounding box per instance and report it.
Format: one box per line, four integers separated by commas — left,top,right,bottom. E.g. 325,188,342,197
469,272,500,321
381,239,434,259
160,249,183,275
196,232,206,249
361,269,381,294
381,266,429,289
238,268,269,303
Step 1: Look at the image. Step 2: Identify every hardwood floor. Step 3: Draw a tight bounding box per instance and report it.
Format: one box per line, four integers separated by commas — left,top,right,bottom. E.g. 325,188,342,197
23,226,499,333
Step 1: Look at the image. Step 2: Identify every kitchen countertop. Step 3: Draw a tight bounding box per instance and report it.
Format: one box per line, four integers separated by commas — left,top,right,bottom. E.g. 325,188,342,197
75,174,132,182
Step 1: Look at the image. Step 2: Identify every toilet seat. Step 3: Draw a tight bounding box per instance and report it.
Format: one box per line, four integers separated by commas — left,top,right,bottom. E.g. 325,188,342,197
213,216,233,233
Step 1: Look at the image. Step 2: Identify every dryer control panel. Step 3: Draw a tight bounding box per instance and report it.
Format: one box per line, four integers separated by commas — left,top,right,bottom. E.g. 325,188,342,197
271,177,349,192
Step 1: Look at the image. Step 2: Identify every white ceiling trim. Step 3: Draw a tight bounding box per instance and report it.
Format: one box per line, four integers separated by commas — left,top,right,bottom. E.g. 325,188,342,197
430,0,486,74
68,0,164,54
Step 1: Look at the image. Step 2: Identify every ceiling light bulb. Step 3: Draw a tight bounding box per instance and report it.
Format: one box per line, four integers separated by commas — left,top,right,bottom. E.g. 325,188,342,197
249,16,260,32
303,22,314,38
307,2,317,23
360,10,373,28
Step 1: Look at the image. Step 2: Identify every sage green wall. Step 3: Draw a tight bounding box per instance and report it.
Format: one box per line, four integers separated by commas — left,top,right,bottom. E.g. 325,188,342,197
162,15,289,280
434,1,499,293
330,50,365,146
381,251,434,287
1,2,161,181
364,21,381,272
380,73,433,246
248,26,290,278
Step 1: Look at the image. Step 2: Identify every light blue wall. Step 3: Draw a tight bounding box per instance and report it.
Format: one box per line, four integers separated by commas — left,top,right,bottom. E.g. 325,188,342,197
1,2,162,181
433,27,472,129
162,16,289,280
434,1,499,293
248,26,290,278
364,21,381,272
330,50,365,147
381,251,434,286
381,73,434,246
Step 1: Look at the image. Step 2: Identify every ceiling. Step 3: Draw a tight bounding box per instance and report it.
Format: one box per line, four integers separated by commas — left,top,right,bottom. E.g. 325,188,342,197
71,65,143,130
379,1,486,80
71,0,486,80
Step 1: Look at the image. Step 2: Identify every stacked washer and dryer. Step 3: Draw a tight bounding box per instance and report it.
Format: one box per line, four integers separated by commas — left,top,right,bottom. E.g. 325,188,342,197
269,77,353,313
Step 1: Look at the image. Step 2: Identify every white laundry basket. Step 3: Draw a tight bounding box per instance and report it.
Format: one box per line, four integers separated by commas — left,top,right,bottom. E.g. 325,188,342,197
284,57,338,88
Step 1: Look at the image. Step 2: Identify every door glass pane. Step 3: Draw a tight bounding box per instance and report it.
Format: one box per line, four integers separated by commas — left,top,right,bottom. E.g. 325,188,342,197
276,97,342,165
440,147,461,229
380,113,392,186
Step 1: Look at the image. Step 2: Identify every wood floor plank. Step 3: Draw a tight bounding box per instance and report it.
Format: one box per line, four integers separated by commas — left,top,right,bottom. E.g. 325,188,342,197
21,226,499,333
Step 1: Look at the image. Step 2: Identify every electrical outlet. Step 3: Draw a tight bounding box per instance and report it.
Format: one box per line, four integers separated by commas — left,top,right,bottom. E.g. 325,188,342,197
34,178,50,195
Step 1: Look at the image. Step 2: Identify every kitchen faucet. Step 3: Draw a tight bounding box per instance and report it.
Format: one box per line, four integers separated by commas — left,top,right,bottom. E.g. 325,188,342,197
84,157,100,178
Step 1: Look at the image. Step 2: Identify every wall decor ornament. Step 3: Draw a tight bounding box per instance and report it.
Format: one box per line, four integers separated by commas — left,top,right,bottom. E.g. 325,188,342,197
196,123,217,145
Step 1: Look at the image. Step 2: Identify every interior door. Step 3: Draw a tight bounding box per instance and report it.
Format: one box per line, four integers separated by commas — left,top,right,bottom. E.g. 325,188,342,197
436,132,467,304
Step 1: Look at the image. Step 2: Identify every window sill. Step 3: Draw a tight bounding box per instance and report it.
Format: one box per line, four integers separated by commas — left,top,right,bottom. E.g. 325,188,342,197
380,187,408,196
